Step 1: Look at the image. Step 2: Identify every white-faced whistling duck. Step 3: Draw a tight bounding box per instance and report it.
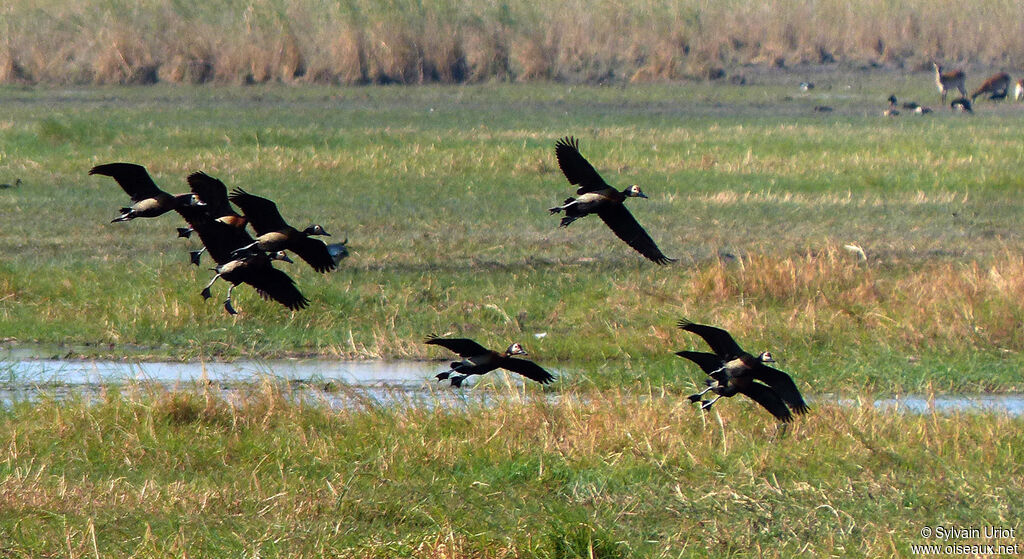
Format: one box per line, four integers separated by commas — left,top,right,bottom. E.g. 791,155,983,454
933,62,967,103
90,163,204,222
883,96,900,117
0,178,21,189
228,188,337,273
178,172,249,265
425,336,555,388
548,136,675,265
177,171,248,239
675,319,809,422
183,212,308,315
950,97,973,113
971,72,1011,102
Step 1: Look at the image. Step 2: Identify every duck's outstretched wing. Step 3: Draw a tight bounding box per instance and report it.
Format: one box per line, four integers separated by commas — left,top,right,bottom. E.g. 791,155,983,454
677,320,744,360
290,235,337,273
187,172,238,219
738,382,795,422
555,136,612,195
246,265,309,311
752,366,809,415
597,204,674,265
500,358,555,384
229,188,288,235
90,163,166,201
675,350,724,375
424,336,490,358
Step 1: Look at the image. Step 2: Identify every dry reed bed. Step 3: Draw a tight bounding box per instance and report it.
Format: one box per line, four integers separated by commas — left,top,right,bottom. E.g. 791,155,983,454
1,383,1020,556
5,0,1024,85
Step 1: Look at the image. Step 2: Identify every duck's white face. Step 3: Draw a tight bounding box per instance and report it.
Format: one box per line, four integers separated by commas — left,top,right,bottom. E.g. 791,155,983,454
506,343,527,356
759,351,775,364
305,224,331,236
625,184,648,198
270,251,293,263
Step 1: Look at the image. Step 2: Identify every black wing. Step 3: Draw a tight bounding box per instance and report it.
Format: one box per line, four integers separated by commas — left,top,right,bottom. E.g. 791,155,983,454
245,264,309,311
499,357,555,384
738,382,795,422
187,172,238,219
597,204,674,265
675,351,724,375
555,136,611,195
677,320,745,360
190,220,256,265
229,188,289,235
89,163,166,201
290,235,337,273
424,336,490,358
752,366,809,415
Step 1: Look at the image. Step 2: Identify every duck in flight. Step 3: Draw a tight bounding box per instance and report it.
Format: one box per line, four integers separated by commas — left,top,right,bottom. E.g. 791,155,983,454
90,163,204,222
425,336,555,388
228,188,336,273
177,202,308,315
675,319,809,422
548,137,675,265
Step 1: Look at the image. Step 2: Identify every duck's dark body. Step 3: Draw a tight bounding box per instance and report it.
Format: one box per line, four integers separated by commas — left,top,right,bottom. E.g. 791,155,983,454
676,320,808,422
549,136,674,265
90,163,201,222
425,336,555,388
178,203,308,314
228,188,336,273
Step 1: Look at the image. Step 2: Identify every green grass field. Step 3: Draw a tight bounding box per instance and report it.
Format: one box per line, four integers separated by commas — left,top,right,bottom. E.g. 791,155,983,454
1,74,1023,556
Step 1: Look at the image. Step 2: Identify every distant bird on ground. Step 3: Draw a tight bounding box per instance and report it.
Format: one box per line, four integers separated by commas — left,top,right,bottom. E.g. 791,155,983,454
799,82,814,91
884,95,900,117
812,105,833,113
548,136,675,265
1015,78,1024,101
326,240,350,266
228,188,336,273
675,319,809,422
914,106,933,115
0,178,21,189
971,72,1011,102
425,336,555,388
951,97,973,113
90,163,204,222
933,62,967,103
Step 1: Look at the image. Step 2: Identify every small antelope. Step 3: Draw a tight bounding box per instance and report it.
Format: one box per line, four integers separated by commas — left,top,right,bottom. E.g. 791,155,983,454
971,72,1011,102
1014,78,1024,101
933,62,966,103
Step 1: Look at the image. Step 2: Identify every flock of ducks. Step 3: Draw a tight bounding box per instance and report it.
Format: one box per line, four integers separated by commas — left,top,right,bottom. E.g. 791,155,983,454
90,163,341,315
884,62,1018,116
90,136,808,423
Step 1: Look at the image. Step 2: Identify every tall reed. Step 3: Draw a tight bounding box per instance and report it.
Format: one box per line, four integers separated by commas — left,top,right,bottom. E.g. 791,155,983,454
5,0,1024,85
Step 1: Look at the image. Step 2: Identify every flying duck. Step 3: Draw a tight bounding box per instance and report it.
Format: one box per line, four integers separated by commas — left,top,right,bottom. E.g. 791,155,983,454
675,319,809,422
548,137,675,265
425,336,555,388
90,163,203,222
228,188,336,273
179,206,308,315
177,171,248,239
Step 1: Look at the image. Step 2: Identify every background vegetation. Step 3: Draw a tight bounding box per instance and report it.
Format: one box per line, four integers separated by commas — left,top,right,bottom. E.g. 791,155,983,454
4,0,1024,85
2,77,1024,393
1,383,1021,557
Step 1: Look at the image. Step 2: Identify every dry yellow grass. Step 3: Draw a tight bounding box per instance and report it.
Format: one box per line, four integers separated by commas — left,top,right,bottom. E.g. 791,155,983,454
5,0,1024,85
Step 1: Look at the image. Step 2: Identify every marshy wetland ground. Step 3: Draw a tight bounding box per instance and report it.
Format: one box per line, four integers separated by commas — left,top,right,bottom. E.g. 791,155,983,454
1,72,1023,556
